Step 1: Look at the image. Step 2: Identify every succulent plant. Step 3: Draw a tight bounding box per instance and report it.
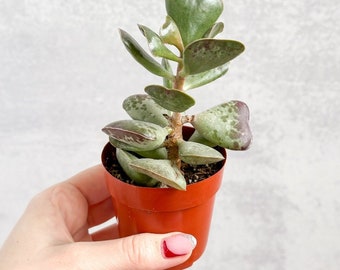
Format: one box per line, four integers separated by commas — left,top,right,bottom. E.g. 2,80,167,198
102,0,252,190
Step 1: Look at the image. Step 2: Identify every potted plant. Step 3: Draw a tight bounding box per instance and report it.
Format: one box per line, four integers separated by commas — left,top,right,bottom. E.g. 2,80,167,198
101,0,252,268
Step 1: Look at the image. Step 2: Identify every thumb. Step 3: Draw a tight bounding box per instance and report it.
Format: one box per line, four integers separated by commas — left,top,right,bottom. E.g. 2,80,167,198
62,233,197,270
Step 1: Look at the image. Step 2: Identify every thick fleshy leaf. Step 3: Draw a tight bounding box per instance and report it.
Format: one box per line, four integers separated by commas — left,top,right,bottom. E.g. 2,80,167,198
183,62,229,90
138,24,181,62
192,101,252,150
203,22,224,38
102,120,168,151
119,29,173,79
178,141,224,165
123,94,170,127
116,149,158,186
130,159,186,190
108,137,145,152
165,0,223,46
183,39,245,75
159,15,184,51
145,85,195,112
134,147,168,159
162,58,174,89
188,130,217,147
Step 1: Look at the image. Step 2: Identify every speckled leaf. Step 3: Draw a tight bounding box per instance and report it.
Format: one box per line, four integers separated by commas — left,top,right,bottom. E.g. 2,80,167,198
102,120,168,151
178,141,224,165
108,137,145,152
116,149,158,186
145,85,195,112
159,15,184,51
165,0,223,46
138,24,181,62
192,101,252,150
183,62,229,90
183,39,245,75
203,22,224,38
130,159,187,190
119,29,173,79
188,130,217,147
123,94,170,127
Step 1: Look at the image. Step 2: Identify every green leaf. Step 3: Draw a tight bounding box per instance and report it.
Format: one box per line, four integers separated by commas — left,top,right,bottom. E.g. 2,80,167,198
188,130,217,147
134,147,168,159
192,101,252,150
108,137,145,152
178,141,224,165
130,159,187,190
183,39,245,75
138,24,181,62
116,149,158,186
119,29,174,79
203,22,224,38
162,58,174,89
165,0,223,46
145,85,195,112
123,94,170,127
159,15,184,51
183,62,229,90
102,120,168,151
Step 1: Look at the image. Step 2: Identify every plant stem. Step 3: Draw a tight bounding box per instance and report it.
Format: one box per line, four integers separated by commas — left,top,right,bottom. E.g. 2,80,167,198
167,64,185,169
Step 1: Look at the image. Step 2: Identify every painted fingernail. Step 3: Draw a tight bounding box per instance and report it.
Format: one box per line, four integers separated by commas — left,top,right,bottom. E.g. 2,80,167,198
162,234,197,258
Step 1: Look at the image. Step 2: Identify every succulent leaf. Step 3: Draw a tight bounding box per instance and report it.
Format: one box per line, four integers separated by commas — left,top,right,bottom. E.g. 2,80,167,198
138,24,181,62
134,147,168,159
159,15,184,51
188,130,217,147
183,62,229,90
116,149,158,186
192,101,252,150
183,39,245,75
123,94,170,127
203,22,224,38
162,58,174,89
119,29,173,79
102,120,168,151
145,85,195,112
165,0,223,46
178,141,224,165
130,159,187,190
108,137,145,152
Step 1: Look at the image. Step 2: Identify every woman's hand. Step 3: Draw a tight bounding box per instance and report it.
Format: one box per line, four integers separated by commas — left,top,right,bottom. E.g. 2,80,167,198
0,165,196,270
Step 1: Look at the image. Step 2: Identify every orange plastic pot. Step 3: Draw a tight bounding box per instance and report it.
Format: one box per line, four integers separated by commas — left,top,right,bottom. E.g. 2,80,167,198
101,127,226,269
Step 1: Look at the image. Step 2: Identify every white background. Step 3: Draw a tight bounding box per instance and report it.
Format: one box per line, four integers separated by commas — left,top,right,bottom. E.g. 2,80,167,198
1,0,339,269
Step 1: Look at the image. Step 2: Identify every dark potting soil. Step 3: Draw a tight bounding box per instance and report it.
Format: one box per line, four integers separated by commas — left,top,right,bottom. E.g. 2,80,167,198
103,149,224,187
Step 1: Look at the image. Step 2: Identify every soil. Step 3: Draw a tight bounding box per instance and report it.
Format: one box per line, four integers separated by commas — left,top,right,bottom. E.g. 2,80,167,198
103,148,224,187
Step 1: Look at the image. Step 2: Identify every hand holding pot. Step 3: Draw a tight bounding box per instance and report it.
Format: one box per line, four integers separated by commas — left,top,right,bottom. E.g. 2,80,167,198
0,165,196,270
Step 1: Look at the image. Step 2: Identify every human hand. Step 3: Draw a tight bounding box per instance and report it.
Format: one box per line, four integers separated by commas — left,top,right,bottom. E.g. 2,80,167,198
0,165,196,270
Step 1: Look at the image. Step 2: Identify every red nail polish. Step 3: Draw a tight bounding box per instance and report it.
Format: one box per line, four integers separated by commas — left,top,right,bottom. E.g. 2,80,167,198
162,234,197,258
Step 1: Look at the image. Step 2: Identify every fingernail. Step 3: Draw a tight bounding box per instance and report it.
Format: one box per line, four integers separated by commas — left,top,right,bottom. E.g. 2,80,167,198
162,234,197,258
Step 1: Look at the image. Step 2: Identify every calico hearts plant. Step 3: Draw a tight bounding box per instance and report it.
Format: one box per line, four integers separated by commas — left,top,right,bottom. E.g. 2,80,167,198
102,0,252,190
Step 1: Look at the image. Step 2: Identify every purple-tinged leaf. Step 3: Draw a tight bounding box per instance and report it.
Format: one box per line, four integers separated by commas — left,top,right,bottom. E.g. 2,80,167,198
183,39,245,75
102,120,168,151
130,159,187,190
193,101,252,150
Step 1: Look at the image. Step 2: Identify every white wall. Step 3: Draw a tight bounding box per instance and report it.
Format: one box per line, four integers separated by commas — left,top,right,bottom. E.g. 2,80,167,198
1,0,339,269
